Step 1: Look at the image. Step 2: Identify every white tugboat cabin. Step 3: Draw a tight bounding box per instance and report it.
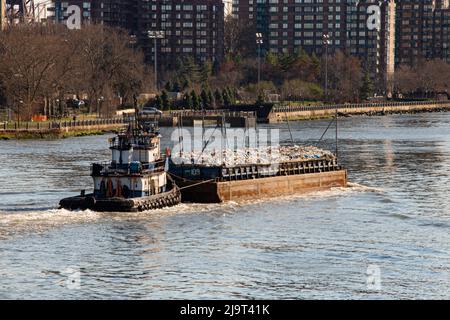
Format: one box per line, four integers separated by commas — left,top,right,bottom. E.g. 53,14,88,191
92,125,167,198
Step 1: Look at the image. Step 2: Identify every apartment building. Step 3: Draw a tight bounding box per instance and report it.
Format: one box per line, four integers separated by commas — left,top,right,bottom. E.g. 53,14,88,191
232,0,396,87
395,0,450,65
134,0,224,65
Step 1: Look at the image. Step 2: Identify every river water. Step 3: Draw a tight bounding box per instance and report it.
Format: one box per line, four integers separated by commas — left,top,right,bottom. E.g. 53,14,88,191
1,113,450,299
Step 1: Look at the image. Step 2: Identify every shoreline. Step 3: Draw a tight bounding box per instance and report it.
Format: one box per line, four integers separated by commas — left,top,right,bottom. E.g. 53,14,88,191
268,103,450,122
1,107,449,140
0,129,116,140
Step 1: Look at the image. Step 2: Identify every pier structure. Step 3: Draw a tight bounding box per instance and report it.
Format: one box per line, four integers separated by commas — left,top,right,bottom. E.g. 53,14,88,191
154,110,257,128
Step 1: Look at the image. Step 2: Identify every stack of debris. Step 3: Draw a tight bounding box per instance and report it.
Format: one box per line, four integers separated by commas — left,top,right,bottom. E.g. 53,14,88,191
171,145,335,167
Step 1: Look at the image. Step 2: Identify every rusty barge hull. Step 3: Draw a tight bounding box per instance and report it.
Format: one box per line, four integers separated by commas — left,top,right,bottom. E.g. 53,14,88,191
177,170,348,203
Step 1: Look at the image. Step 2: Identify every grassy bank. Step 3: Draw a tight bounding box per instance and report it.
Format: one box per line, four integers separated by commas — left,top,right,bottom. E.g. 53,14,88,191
0,129,114,140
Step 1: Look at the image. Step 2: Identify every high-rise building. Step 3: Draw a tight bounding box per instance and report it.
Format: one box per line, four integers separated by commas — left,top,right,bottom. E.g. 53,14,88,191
99,0,137,30
395,0,435,65
434,3,450,62
395,0,450,65
48,1,225,67
134,0,224,66
232,0,396,88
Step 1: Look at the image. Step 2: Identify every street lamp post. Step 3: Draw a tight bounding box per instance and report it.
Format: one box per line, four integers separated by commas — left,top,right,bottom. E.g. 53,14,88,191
256,33,263,93
322,34,331,102
148,30,165,92
323,33,337,157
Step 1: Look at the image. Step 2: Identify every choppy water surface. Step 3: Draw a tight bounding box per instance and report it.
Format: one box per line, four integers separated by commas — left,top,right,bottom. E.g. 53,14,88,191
2,113,450,299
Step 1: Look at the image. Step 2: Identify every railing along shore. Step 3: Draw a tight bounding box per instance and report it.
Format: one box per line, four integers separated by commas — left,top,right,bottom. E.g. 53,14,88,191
272,100,450,113
0,117,133,132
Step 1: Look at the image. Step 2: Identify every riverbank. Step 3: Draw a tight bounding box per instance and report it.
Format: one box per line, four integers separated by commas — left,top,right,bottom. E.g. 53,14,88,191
268,100,450,122
0,129,114,140
0,118,128,140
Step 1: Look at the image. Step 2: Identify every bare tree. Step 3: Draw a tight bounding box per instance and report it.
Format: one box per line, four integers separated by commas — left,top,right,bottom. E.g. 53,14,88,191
394,59,450,98
0,24,149,120
224,16,256,58
0,25,65,120
325,51,363,103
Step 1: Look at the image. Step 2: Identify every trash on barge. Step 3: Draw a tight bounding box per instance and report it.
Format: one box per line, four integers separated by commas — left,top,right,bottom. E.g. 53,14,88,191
168,145,347,203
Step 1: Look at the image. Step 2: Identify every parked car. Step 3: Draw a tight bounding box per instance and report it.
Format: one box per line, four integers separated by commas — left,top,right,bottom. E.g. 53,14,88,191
67,99,86,108
140,107,163,115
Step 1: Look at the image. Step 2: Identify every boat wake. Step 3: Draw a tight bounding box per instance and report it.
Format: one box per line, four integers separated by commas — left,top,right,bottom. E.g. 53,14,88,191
346,182,385,193
0,181,383,238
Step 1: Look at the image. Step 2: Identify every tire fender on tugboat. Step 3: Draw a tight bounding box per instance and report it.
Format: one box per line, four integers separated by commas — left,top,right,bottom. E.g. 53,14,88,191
86,196,96,207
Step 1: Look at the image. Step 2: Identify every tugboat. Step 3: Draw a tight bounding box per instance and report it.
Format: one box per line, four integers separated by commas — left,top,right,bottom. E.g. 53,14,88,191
60,119,181,212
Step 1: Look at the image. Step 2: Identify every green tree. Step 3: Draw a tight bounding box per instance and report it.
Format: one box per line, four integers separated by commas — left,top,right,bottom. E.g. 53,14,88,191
200,61,213,84
172,81,181,92
200,89,208,109
222,89,231,107
278,52,295,73
183,92,193,109
154,95,162,109
177,57,200,86
191,90,200,110
225,87,234,104
161,90,170,110
208,90,214,109
360,72,374,101
214,89,223,108
182,79,189,90
164,81,172,92
265,51,278,66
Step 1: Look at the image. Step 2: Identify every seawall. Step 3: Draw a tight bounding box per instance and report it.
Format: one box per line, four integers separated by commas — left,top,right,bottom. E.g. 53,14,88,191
0,119,128,140
268,101,450,122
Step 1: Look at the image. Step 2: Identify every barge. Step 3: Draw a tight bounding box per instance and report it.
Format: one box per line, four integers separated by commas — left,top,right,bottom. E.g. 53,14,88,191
60,120,181,212
169,149,347,203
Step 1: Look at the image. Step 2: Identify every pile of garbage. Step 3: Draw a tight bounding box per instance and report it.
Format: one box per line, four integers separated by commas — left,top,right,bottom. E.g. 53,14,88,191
171,145,335,167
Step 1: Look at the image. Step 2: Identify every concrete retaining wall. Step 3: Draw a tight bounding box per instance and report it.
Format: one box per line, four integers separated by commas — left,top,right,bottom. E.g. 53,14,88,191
268,101,450,123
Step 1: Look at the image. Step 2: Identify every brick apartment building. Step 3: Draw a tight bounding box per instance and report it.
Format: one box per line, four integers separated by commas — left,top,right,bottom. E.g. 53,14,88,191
50,0,224,67
134,0,224,66
395,0,450,65
232,0,396,89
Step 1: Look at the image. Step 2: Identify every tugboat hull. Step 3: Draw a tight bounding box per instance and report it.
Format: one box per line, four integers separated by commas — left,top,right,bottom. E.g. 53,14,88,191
59,186,181,212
